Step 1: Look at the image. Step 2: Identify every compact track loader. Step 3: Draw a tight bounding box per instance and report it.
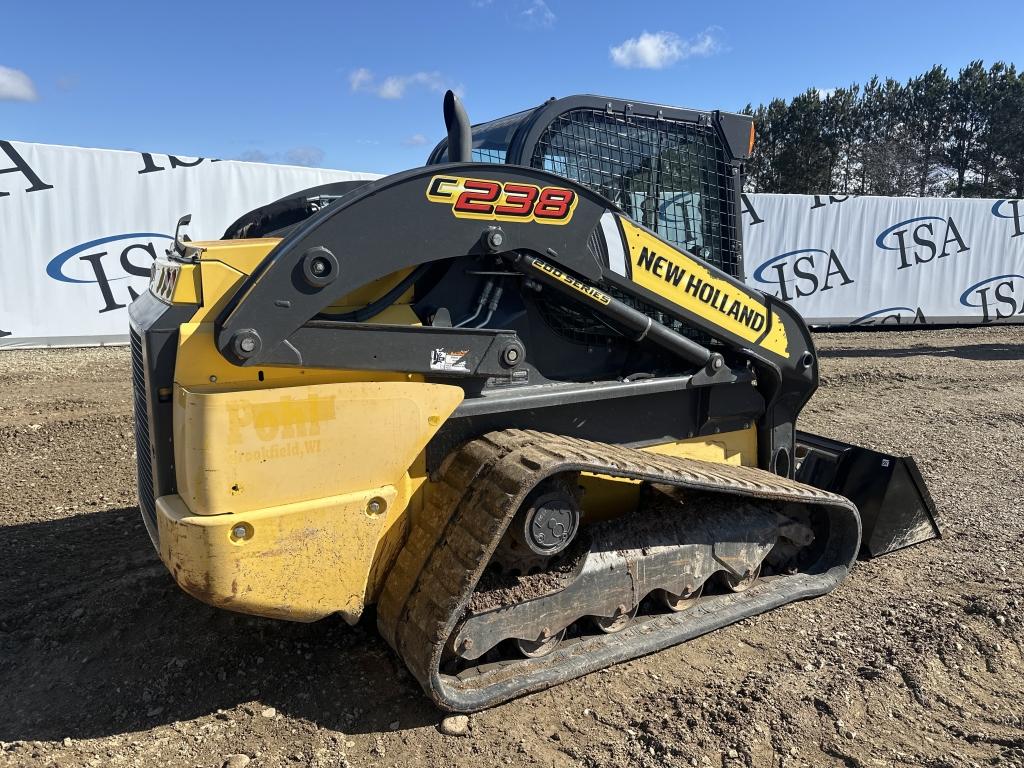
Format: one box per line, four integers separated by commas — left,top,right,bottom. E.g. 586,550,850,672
129,92,939,710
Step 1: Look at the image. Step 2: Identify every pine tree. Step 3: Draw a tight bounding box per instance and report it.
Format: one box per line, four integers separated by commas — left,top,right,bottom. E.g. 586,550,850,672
742,60,1021,198
860,78,916,195
945,61,988,197
997,67,1024,197
906,65,950,196
979,62,1024,197
821,86,860,194
742,99,788,193
776,89,832,193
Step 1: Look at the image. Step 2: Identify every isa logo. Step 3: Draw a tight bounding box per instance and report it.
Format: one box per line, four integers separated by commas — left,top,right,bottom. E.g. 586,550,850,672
875,216,969,270
850,306,928,327
46,233,173,313
991,200,1023,239
959,274,1024,323
751,248,854,302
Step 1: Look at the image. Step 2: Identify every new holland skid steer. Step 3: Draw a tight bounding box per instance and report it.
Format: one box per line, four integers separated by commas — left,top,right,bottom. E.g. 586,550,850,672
129,92,940,711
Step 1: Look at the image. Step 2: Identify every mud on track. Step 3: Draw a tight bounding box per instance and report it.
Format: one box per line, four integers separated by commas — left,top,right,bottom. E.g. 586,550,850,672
1,326,1022,768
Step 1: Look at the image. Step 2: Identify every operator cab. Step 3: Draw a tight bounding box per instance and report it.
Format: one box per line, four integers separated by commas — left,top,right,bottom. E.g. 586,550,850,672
427,95,754,281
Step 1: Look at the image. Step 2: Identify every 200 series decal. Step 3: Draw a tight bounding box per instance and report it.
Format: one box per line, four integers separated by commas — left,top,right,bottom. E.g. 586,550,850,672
530,259,612,305
426,175,577,224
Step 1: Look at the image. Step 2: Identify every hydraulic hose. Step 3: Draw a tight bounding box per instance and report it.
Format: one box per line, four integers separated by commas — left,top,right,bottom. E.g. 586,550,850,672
319,263,431,322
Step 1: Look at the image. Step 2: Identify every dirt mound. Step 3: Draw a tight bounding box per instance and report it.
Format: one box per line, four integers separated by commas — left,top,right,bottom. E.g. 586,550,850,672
1,326,1023,767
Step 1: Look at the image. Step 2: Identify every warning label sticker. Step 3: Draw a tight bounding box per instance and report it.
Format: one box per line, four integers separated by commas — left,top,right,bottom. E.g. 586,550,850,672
430,348,470,372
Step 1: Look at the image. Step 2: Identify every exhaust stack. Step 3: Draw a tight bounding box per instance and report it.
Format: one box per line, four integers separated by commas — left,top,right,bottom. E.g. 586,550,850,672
443,90,472,163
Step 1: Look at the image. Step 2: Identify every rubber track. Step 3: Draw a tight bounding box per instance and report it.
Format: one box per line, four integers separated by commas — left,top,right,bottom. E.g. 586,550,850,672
377,429,861,711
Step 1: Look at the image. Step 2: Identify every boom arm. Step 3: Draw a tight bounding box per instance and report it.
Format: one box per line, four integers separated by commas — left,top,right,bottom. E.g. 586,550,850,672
213,162,820,474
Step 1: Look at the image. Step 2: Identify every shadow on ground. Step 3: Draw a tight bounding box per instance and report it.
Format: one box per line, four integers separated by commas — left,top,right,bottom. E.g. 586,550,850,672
818,342,1022,361
0,507,439,742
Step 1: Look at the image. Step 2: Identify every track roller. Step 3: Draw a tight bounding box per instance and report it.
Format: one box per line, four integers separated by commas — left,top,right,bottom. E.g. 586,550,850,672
593,604,639,634
659,583,704,612
721,563,761,593
516,628,567,658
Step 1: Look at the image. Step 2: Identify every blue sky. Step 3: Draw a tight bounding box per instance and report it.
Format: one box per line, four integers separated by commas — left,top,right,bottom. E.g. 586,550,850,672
2,0,1022,175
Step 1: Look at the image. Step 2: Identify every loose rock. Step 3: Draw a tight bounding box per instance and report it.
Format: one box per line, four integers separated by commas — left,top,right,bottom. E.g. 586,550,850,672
440,715,471,736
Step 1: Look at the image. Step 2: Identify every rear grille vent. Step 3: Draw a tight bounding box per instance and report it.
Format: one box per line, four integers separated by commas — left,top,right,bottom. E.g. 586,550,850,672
130,328,157,535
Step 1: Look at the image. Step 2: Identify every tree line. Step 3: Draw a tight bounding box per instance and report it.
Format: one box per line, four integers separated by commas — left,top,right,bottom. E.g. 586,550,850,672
743,61,1024,199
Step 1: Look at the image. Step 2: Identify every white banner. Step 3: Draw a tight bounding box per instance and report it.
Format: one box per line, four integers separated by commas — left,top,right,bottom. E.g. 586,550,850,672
2,140,1022,347
0,140,377,347
741,193,1024,326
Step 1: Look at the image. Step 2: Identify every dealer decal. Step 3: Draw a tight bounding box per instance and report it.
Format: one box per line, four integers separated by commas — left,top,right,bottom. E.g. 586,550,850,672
619,217,790,358
426,175,577,225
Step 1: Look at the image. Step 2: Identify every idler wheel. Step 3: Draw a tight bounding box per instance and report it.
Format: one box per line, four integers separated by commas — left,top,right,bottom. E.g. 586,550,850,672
509,478,581,558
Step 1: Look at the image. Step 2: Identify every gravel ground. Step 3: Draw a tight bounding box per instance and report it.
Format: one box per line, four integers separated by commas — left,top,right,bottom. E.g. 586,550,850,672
1,326,1022,768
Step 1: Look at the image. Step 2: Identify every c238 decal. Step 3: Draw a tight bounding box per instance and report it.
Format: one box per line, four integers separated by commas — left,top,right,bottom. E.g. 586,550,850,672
426,175,577,224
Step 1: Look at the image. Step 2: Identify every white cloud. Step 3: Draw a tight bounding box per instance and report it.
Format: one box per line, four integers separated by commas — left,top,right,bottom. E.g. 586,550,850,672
815,88,837,100
236,146,326,167
284,146,326,167
609,29,721,70
237,149,272,163
379,72,445,99
683,29,721,58
521,0,555,27
350,68,459,100
402,134,428,147
0,66,37,101
348,67,373,92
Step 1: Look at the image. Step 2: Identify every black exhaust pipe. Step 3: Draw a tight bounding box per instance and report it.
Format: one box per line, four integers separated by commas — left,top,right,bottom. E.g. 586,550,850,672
443,90,472,163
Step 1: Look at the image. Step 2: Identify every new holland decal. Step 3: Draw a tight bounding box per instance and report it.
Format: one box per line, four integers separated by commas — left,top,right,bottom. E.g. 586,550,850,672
618,218,790,358
426,175,577,225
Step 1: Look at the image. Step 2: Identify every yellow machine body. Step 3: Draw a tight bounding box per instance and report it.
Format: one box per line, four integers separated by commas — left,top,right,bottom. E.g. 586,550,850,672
148,239,759,623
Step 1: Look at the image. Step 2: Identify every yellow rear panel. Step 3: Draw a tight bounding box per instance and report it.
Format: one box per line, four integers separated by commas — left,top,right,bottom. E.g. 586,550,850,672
173,381,460,514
